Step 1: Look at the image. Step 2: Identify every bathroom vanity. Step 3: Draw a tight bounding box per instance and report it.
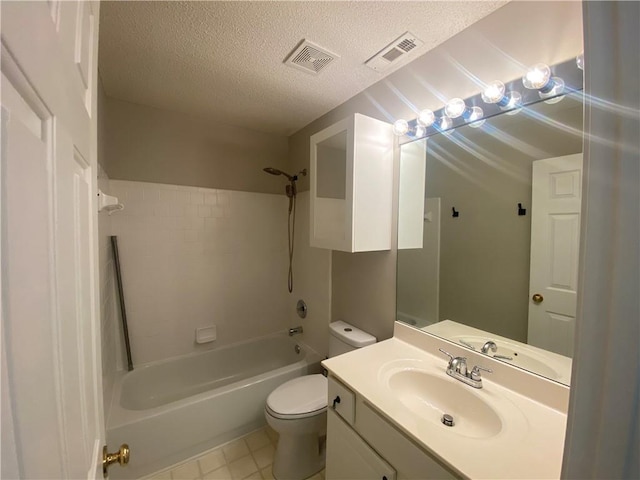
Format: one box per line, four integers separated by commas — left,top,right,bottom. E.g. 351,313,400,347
322,322,569,479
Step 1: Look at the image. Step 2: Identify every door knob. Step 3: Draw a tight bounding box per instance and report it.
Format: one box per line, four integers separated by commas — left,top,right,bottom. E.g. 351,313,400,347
532,293,544,304
103,444,130,477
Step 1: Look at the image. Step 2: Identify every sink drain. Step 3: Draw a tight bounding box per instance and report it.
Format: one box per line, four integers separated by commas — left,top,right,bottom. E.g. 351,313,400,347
442,414,455,427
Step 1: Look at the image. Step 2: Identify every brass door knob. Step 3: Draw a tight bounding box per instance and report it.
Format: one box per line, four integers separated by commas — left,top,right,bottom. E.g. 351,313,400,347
103,444,130,477
532,293,544,304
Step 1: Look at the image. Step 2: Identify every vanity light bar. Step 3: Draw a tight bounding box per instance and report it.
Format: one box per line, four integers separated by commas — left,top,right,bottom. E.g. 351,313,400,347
393,56,584,141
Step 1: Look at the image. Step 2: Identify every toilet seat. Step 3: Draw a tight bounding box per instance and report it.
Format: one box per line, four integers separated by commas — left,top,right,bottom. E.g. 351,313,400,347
266,374,328,420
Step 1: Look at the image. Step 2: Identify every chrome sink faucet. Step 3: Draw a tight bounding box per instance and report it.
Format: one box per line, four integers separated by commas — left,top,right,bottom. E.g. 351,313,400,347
288,326,303,336
439,348,492,389
481,340,497,354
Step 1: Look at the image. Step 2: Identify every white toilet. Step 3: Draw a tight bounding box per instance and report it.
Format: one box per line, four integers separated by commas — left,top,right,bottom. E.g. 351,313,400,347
265,321,376,480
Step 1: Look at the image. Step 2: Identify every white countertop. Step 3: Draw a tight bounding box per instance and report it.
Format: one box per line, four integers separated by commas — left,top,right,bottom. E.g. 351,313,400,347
322,333,568,479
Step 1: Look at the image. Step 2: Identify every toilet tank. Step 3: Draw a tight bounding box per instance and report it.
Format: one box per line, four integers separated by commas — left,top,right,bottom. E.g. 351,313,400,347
328,320,376,357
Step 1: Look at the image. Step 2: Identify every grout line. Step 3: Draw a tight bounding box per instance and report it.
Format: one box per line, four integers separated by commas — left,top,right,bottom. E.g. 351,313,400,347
143,426,276,480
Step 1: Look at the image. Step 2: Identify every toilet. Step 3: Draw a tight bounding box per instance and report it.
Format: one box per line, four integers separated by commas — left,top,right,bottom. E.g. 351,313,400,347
265,321,376,480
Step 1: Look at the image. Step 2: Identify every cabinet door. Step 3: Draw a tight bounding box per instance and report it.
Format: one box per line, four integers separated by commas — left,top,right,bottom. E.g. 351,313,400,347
310,117,351,251
310,113,393,252
326,410,396,480
356,400,457,480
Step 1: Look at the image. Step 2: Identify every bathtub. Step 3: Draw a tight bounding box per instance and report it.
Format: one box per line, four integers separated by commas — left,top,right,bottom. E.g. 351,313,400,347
106,333,322,479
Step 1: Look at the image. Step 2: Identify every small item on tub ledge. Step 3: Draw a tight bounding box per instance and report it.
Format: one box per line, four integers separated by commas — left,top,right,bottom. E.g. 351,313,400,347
98,189,124,215
196,325,217,344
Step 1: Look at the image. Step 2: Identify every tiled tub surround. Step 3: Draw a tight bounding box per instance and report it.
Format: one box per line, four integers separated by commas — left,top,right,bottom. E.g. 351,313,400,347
98,169,121,421
107,333,321,479
108,180,291,365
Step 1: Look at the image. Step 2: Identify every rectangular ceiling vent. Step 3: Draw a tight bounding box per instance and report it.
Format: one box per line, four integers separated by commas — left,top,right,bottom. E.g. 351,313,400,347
365,32,424,72
284,39,339,75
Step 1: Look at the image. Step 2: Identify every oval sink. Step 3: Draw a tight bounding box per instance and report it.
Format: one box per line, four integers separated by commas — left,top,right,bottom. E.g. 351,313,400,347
387,369,503,439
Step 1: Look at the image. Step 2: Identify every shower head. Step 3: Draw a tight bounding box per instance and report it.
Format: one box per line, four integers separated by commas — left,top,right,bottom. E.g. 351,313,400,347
263,167,295,181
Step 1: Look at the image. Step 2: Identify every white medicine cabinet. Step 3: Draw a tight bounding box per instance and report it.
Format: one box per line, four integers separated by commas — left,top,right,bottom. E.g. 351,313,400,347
310,113,394,252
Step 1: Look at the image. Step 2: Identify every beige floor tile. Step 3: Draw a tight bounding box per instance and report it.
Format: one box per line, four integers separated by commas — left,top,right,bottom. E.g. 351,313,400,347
245,429,271,452
319,469,325,479
202,466,232,480
259,466,274,480
228,455,258,480
199,449,226,474
148,470,172,480
222,439,250,463
171,460,201,479
306,474,322,480
264,426,279,444
243,472,262,480
251,444,275,470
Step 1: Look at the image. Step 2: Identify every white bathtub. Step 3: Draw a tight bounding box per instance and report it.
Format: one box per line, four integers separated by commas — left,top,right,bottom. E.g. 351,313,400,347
106,333,321,479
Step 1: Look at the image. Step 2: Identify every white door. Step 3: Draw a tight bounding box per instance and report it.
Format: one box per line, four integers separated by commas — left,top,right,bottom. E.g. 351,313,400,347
1,1,106,479
527,154,583,356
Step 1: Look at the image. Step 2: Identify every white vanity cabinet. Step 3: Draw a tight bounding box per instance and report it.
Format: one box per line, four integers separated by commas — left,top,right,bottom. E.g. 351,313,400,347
310,113,394,252
326,375,458,480
326,410,396,480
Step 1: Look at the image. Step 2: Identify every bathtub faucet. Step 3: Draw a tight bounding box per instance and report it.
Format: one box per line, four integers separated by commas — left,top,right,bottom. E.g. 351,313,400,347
288,326,303,336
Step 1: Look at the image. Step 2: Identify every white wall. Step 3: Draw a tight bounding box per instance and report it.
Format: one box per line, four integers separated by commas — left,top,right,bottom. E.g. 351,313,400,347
103,97,289,195
287,192,332,358
108,180,291,365
563,2,640,476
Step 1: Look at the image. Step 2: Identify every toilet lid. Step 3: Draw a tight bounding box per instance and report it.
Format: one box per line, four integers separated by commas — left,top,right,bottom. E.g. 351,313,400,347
266,374,328,417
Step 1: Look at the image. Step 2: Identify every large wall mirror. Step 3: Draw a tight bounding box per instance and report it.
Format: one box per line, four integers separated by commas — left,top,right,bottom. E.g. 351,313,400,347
396,91,583,386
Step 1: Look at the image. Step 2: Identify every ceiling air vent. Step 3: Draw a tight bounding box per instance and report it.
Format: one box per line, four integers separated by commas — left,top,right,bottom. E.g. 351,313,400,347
365,32,424,72
284,39,339,75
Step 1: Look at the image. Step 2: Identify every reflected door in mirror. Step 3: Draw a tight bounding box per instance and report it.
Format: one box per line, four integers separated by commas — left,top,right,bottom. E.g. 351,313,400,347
528,154,583,357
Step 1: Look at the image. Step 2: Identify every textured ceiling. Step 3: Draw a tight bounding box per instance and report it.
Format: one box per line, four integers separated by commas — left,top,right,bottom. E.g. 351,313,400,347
98,1,507,136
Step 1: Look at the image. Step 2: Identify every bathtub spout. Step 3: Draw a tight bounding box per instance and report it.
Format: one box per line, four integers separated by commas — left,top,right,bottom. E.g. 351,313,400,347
289,326,303,336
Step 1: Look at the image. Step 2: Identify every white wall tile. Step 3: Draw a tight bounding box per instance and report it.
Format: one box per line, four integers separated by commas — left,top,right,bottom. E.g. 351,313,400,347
109,180,290,365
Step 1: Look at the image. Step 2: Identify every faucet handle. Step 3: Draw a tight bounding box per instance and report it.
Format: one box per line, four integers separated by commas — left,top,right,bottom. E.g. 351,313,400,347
471,365,493,381
439,349,468,374
438,348,454,361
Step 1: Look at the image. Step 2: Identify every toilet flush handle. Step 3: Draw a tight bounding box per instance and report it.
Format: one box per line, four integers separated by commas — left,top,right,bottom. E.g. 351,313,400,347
332,396,341,409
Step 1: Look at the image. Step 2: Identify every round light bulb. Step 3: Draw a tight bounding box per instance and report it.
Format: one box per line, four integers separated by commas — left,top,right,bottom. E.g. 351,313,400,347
392,119,409,136
539,77,565,103
501,91,523,116
576,53,584,71
417,109,435,127
523,63,551,90
444,98,466,119
481,81,506,104
438,116,453,132
467,106,485,128
413,125,426,138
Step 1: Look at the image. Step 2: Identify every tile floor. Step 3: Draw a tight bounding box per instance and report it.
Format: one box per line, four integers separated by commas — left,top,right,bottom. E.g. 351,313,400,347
143,426,325,480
